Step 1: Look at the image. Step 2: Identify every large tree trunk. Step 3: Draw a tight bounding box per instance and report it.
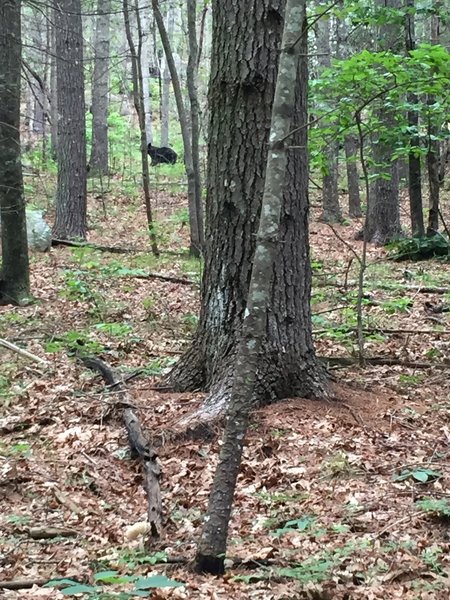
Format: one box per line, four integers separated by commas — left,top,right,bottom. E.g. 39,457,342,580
195,0,309,574
53,0,87,240
364,0,401,244
0,0,30,305
167,0,327,425
89,0,111,175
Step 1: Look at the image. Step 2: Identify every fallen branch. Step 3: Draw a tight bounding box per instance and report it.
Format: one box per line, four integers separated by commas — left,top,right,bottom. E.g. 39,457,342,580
81,357,162,539
313,327,450,336
314,280,450,294
28,527,78,539
51,239,134,254
0,579,50,591
319,355,449,369
132,273,196,286
0,338,48,366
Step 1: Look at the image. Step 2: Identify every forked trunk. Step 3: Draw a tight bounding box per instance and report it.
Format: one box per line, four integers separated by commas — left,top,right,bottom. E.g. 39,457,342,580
168,0,326,426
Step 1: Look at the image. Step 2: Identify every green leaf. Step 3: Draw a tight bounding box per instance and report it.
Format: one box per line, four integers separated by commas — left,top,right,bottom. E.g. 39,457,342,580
413,470,430,483
394,468,442,483
93,570,132,584
93,570,119,581
44,579,80,588
134,575,183,589
61,583,98,595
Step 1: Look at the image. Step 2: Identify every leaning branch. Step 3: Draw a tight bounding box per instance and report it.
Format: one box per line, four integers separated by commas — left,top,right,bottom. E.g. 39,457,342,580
81,356,162,538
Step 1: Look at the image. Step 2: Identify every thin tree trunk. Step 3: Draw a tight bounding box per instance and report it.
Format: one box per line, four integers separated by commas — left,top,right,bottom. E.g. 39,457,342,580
315,5,341,223
50,8,58,158
186,0,204,256
0,0,30,305
89,0,111,175
196,2,208,70
123,0,159,255
405,0,424,237
152,0,204,255
160,1,174,147
195,0,307,574
140,4,153,144
53,0,87,240
427,9,440,236
344,135,362,218
335,7,361,218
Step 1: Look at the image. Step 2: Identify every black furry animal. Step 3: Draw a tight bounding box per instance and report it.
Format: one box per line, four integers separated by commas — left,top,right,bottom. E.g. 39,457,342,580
147,143,177,166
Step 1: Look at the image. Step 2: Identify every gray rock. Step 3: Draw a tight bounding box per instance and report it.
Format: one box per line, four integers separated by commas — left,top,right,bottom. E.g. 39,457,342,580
26,209,52,251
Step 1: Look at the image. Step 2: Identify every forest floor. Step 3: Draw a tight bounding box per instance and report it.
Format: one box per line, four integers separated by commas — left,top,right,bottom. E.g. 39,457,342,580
0,179,449,599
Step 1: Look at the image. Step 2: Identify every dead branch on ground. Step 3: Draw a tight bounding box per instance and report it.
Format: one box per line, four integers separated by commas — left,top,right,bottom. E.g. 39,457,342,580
81,356,162,539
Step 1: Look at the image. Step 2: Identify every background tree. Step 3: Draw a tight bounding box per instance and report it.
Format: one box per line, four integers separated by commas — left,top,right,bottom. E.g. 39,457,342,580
315,2,342,223
53,0,87,240
0,0,30,305
160,1,175,147
168,0,327,422
140,2,154,144
335,5,362,218
89,0,111,175
364,0,402,244
427,5,440,236
152,0,204,256
186,0,204,255
405,0,424,237
123,0,159,255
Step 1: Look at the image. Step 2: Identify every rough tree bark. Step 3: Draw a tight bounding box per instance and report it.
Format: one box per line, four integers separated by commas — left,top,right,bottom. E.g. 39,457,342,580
364,0,401,245
0,0,30,305
152,0,204,256
53,0,87,240
195,0,312,574
167,0,327,425
89,0,111,175
405,0,424,237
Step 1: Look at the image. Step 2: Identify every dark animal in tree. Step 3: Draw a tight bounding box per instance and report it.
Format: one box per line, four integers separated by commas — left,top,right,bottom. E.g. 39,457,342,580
147,143,177,166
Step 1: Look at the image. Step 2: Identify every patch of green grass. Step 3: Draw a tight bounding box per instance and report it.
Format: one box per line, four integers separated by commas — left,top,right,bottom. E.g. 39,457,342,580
45,330,105,357
0,440,32,458
235,538,371,586
416,497,450,520
182,313,198,333
379,297,413,314
398,374,423,386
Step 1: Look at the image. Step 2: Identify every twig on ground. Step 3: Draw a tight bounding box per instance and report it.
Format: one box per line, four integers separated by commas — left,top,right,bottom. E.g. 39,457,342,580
0,338,48,366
